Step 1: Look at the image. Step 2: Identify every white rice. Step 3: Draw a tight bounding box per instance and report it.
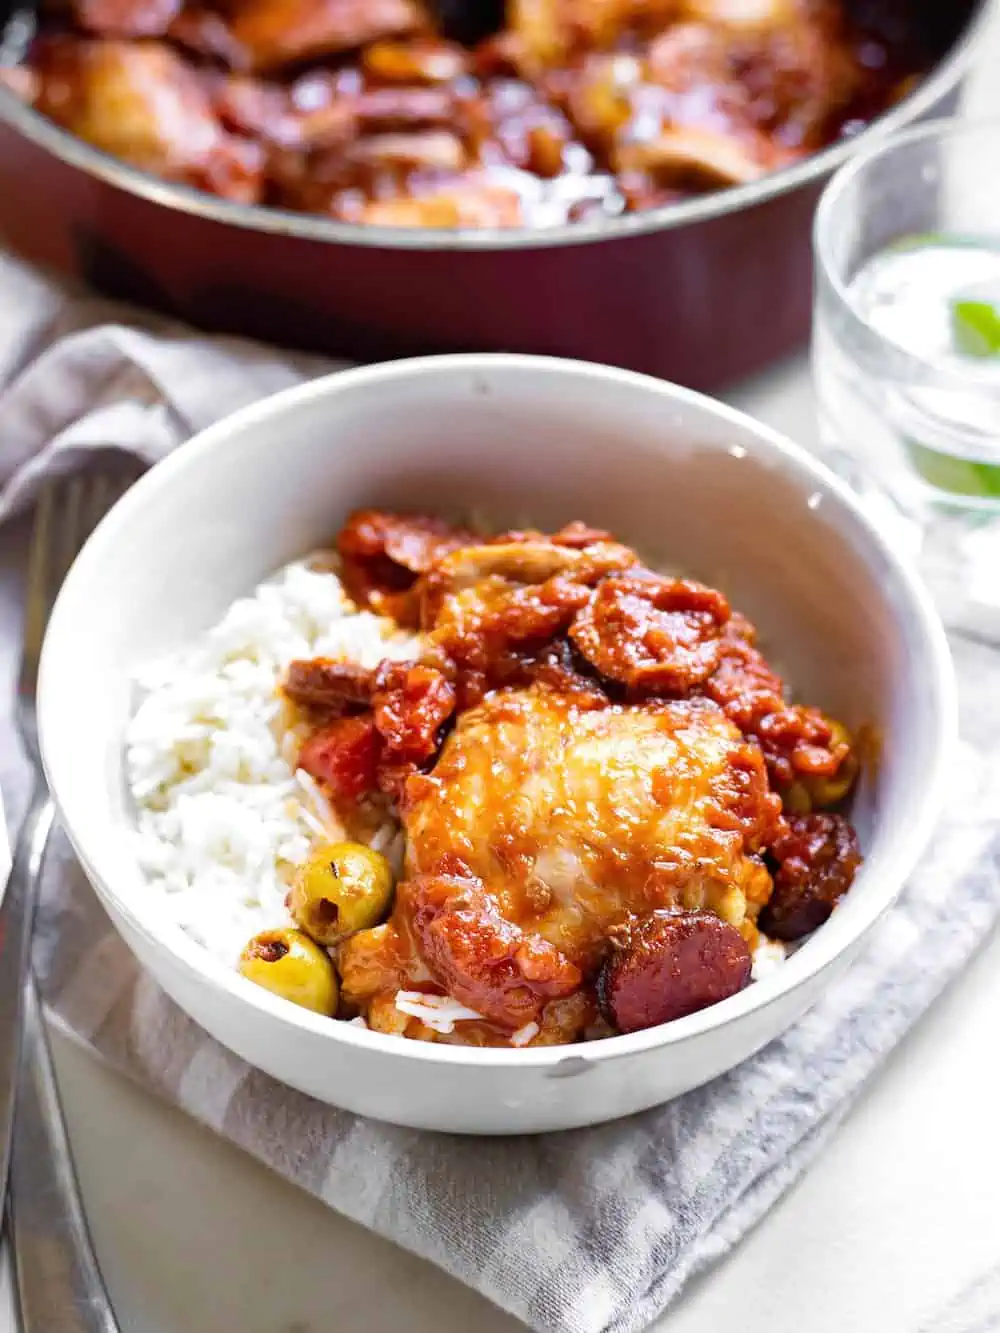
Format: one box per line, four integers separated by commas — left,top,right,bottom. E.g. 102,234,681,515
394,991,486,1034
751,936,787,980
125,557,419,967
510,1021,541,1047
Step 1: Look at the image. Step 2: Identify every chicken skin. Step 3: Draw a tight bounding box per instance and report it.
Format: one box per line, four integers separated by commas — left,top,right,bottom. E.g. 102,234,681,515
405,686,779,968
31,39,263,199
219,0,428,73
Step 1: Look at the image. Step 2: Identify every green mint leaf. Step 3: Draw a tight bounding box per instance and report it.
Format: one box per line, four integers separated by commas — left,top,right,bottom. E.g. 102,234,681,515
952,299,1000,358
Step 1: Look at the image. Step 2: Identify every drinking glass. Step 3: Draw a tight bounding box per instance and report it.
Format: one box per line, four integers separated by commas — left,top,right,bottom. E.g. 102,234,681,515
813,117,1000,642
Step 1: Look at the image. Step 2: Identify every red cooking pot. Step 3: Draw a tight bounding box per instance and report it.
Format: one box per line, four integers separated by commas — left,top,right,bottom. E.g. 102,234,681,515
0,0,991,389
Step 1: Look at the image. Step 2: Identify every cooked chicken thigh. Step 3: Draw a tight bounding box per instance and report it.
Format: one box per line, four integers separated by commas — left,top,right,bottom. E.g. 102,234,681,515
31,38,263,199
405,686,779,967
340,683,780,1035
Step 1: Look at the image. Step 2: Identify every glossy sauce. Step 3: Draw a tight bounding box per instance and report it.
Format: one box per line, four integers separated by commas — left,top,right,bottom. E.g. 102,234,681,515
3,0,932,228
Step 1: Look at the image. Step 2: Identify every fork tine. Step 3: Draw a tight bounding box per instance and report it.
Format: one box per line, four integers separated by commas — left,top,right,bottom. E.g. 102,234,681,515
18,484,56,705
80,472,113,553
19,462,141,716
83,457,142,540
52,475,85,594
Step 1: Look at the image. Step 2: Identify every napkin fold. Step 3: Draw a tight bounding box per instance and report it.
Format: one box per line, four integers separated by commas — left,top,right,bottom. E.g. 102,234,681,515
2,250,999,1333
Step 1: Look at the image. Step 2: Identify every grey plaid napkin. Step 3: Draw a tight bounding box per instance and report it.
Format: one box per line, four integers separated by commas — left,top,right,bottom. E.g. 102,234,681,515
2,250,999,1333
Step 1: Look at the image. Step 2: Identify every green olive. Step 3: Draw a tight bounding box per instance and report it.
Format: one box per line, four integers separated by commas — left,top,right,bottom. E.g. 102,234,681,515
782,781,813,816
238,928,338,1016
802,720,859,809
289,842,395,944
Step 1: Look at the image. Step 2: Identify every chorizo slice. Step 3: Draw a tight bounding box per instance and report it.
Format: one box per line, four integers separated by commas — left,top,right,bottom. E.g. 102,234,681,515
599,910,752,1032
758,812,861,941
570,572,730,694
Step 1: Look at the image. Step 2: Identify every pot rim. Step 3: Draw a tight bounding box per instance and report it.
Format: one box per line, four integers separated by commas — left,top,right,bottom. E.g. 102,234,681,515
0,0,993,253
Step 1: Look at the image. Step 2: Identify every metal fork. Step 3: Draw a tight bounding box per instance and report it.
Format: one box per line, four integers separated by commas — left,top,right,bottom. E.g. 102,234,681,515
9,977,120,1333
0,463,138,1329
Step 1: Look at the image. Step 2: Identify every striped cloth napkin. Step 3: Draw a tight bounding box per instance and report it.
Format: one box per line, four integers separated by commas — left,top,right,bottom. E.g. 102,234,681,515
2,250,1000,1333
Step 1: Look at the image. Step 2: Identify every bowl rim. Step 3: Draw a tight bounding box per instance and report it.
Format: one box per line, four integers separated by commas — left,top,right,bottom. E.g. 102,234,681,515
0,0,992,254
38,353,958,1070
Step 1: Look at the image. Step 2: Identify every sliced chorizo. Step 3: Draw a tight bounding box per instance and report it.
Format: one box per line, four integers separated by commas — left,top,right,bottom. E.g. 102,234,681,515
570,573,730,694
598,911,752,1033
758,812,861,941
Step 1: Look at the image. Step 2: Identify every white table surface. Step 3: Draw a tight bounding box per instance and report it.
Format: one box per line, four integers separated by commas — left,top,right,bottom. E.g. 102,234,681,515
4,16,1000,1331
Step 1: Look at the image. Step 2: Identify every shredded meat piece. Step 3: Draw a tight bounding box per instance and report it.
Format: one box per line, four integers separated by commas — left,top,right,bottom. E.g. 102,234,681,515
419,536,636,706
506,0,679,75
679,0,799,28
346,127,467,171
356,84,457,129
363,38,469,84
399,874,583,1028
552,520,615,547
489,520,615,547
613,124,771,187
283,658,374,714
168,7,250,66
732,4,865,150
30,38,264,201
213,73,356,149
428,572,591,707
570,573,731,694
337,508,474,620
73,0,182,37
356,184,525,227
420,538,632,612
220,0,428,73
758,812,861,940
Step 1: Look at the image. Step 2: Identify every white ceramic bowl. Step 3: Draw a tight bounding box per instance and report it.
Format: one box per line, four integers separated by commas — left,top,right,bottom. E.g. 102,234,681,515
39,355,955,1135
